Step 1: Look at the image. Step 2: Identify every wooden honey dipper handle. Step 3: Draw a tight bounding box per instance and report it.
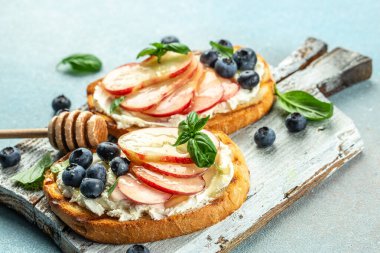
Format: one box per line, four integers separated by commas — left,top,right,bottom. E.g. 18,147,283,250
0,128,48,138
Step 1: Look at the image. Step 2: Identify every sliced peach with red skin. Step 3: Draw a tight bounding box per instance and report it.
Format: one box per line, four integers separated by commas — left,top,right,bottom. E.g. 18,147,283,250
120,58,199,112
220,78,239,101
103,52,193,96
142,162,208,178
118,174,172,204
132,166,206,195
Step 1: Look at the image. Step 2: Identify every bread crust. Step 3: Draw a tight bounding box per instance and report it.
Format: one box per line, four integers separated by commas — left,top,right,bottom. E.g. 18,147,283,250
86,55,276,138
43,132,249,244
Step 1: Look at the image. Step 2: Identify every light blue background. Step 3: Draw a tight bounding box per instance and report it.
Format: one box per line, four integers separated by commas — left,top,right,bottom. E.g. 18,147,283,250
0,0,379,252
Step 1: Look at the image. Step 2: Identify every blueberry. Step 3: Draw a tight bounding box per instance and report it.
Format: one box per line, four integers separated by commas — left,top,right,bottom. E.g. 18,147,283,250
0,147,21,168
55,108,70,116
233,48,257,70
217,39,233,49
200,49,218,67
161,36,179,44
237,70,260,90
62,164,86,187
254,127,276,148
86,163,107,184
285,113,307,132
110,157,130,177
126,244,150,253
69,148,93,169
96,142,121,162
52,95,71,112
80,178,105,198
214,57,238,78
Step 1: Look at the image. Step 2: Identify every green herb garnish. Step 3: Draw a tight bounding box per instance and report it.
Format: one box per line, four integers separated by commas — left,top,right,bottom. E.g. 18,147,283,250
210,41,233,58
50,159,69,174
110,96,125,114
107,178,119,196
11,152,54,191
137,42,190,63
173,112,217,168
275,86,334,121
57,54,102,73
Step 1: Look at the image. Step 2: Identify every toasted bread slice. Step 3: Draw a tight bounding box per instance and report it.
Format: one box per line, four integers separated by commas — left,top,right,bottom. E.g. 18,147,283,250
43,132,249,244
87,55,275,138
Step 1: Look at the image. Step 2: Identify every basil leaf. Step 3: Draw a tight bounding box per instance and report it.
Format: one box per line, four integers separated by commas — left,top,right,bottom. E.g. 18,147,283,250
11,152,54,191
51,159,69,174
275,88,333,121
186,111,199,132
110,96,125,114
178,120,189,136
210,41,233,58
188,133,217,168
165,43,191,55
194,115,210,132
136,42,191,63
57,54,102,73
173,132,191,147
107,178,119,196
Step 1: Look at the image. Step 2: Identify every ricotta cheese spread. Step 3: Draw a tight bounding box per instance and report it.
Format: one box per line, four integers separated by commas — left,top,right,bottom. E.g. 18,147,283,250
93,58,266,129
56,142,234,221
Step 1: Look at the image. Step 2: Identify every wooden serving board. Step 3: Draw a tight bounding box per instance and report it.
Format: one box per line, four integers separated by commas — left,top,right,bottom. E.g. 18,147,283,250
0,38,372,253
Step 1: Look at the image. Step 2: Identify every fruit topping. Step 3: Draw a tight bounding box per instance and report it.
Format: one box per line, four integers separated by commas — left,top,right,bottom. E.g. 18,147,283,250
69,148,93,169
118,128,192,164
126,244,150,253
118,174,172,204
52,95,71,112
132,166,206,195
110,157,130,177
185,69,224,113
143,83,194,117
120,57,198,112
96,142,121,162
62,164,86,187
254,127,276,148
142,162,207,178
200,49,218,67
161,35,180,44
233,48,257,70
103,52,193,95
214,57,237,78
237,70,260,90
0,147,21,168
80,178,105,199
109,186,127,202
164,195,190,209
285,113,308,132
217,39,233,49
55,108,70,116
220,78,239,101
86,163,107,184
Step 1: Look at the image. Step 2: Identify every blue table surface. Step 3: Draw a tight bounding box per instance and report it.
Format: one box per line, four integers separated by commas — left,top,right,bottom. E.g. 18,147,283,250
0,0,379,252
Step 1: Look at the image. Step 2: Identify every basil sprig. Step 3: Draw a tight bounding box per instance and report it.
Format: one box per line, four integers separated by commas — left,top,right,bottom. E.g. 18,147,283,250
275,86,334,121
137,42,190,63
11,152,54,191
57,54,102,73
210,41,233,58
107,178,119,196
173,112,217,168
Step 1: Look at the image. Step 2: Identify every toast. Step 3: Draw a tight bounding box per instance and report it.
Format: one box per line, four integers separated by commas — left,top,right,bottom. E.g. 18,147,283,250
43,131,249,244
87,54,275,138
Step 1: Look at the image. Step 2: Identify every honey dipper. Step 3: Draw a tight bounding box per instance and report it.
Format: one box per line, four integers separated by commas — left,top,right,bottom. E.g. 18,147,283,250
0,110,108,153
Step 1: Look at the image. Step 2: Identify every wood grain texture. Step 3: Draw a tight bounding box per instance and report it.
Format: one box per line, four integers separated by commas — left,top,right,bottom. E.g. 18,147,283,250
0,38,372,253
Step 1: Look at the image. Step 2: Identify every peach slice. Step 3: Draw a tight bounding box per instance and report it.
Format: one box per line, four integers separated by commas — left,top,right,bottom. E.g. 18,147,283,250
118,174,172,204
142,162,208,178
220,78,240,101
132,166,206,195
103,52,193,96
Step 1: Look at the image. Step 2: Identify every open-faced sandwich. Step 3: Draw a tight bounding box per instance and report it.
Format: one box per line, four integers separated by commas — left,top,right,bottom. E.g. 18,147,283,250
43,112,249,244
87,38,275,137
